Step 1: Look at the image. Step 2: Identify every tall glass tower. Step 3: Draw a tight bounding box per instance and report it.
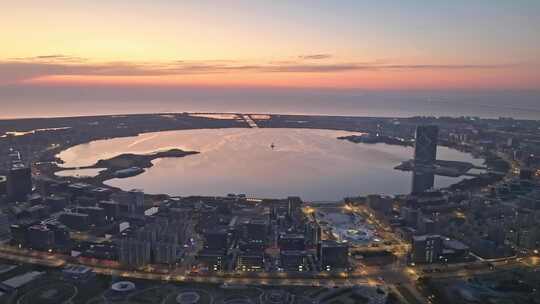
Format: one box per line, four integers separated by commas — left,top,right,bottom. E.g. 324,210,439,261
413,125,439,165
411,125,439,194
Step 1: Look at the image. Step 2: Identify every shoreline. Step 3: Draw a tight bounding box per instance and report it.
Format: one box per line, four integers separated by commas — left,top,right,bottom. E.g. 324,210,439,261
52,148,199,188
0,112,510,201
50,129,493,201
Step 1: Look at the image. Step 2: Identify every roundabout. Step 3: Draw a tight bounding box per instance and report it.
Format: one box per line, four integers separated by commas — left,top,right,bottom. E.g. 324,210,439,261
17,282,77,304
164,289,213,304
176,291,201,304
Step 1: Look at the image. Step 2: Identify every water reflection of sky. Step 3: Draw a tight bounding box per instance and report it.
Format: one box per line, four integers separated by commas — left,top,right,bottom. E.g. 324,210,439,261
57,128,483,201
55,168,106,178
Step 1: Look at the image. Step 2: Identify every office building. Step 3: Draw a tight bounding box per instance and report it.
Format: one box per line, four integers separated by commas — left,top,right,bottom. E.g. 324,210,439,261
49,223,71,249
76,206,106,226
128,189,145,213
7,164,32,202
518,229,539,249
413,125,439,166
59,212,89,231
305,221,321,246
197,250,226,272
90,187,113,201
26,225,55,250
243,219,268,244
113,189,145,214
287,196,303,218
487,225,506,247
367,195,394,215
9,224,27,245
236,252,265,272
278,234,306,251
25,204,49,220
45,195,68,212
417,216,437,235
442,239,470,263
280,250,308,272
318,240,349,271
411,171,435,194
119,237,151,268
67,182,92,198
152,241,178,265
400,207,419,228
204,228,229,251
411,234,443,264
0,213,11,243
98,200,120,221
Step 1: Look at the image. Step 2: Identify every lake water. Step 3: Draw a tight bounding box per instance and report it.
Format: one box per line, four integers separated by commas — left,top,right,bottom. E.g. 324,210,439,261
55,168,106,178
57,128,483,201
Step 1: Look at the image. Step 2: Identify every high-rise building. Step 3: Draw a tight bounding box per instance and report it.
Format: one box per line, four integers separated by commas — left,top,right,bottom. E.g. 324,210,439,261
98,200,120,221
76,206,106,226
236,252,265,272
113,189,145,215
0,213,11,243
400,206,419,228
197,250,226,272
413,125,439,166
487,225,506,247
7,164,32,202
278,234,306,251
417,216,437,235
152,241,178,265
129,189,145,212
411,170,435,194
119,237,151,268
287,196,303,218
411,125,438,194
367,195,394,215
318,240,349,271
242,219,268,244
204,228,229,251
27,225,55,250
518,228,539,249
305,221,321,246
45,195,68,212
59,212,89,231
280,250,308,272
411,234,443,264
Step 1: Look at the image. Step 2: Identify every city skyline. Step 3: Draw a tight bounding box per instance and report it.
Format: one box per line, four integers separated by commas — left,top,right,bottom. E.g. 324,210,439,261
0,2,539,303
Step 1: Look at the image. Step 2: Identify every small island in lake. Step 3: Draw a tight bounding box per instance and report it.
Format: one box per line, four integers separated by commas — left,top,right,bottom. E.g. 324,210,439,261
94,148,199,170
55,148,199,185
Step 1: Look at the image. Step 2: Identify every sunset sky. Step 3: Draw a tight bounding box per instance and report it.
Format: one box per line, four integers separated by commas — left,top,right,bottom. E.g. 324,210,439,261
1,0,539,91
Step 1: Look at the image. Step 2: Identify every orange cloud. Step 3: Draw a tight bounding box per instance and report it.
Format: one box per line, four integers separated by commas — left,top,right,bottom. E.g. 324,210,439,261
2,55,537,90
24,68,538,90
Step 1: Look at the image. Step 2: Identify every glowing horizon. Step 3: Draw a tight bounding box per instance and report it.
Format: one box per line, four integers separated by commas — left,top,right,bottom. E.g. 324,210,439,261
1,0,539,90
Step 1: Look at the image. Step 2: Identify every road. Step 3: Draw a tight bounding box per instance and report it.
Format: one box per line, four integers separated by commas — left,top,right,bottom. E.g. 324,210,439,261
0,245,537,304
242,115,259,128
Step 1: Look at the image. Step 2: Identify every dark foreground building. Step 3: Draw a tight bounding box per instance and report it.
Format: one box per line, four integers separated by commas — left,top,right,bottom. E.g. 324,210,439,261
413,125,439,166
411,125,439,194
7,164,32,202
411,170,435,194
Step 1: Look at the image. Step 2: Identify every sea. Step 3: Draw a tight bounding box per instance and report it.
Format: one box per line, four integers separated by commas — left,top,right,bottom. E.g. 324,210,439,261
0,89,539,119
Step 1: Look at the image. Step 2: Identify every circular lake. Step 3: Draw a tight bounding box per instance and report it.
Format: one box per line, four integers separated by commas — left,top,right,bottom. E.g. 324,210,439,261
57,128,483,201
